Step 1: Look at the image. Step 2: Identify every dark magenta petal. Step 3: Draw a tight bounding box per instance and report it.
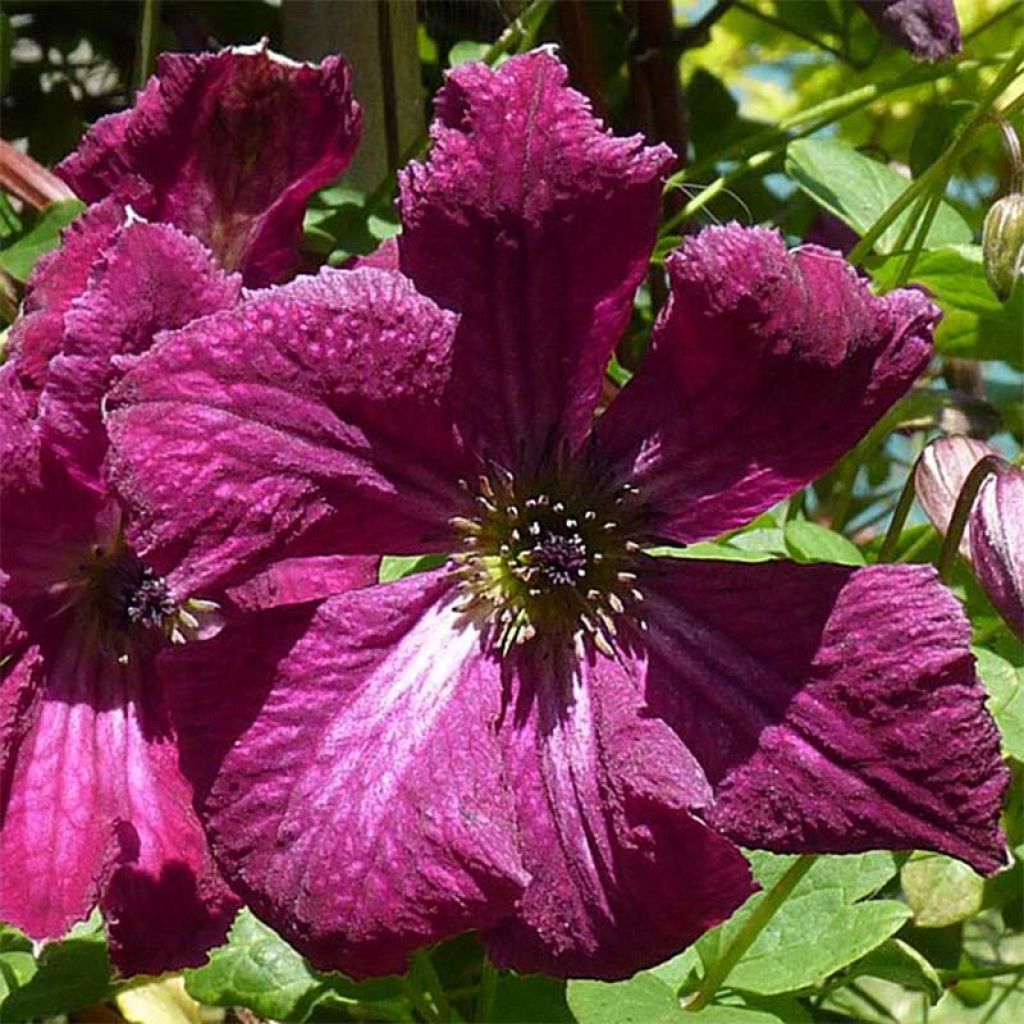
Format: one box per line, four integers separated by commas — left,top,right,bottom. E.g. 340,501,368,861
5,200,123,397
597,226,937,543
857,0,961,62
41,220,241,492
483,645,754,980
225,555,379,611
57,45,361,285
643,559,1008,874
106,267,470,589
970,465,1024,638
398,50,673,465
165,571,527,977
0,623,239,973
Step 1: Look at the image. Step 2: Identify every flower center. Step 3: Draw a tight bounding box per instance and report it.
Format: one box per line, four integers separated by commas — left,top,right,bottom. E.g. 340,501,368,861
76,541,218,655
449,466,646,652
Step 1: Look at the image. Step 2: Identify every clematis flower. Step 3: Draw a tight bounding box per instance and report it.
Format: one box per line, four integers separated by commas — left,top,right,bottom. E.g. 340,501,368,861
0,208,374,973
916,435,1024,637
106,51,1008,980
55,43,361,287
856,0,962,62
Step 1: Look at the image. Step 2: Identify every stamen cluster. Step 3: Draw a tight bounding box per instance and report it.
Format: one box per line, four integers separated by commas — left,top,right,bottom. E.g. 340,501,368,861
76,541,217,654
449,464,646,653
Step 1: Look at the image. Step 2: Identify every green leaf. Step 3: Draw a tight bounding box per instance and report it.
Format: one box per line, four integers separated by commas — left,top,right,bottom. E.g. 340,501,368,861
846,938,943,1002
0,199,85,282
488,974,573,1023
0,913,112,1020
378,553,446,583
696,852,908,996
568,974,790,1024
901,853,985,928
783,520,866,566
184,910,407,1023
870,246,1024,368
975,647,1024,760
448,40,492,67
645,541,778,563
785,140,971,253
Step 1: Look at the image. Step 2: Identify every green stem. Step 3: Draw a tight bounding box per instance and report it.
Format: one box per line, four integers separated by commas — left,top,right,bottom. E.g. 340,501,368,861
483,0,552,65
892,187,945,286
848,39,1024,267
877,462,921,563
939,965,1024,983
732,0,853,64
410,949,452,1023
897,528,938,564
936,455,1004,583
476,957,498,1023
686,855,817,1012
134,0,161,93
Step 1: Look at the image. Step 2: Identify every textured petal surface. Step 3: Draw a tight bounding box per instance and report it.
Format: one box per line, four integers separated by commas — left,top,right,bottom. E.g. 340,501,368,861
0,622,238,974
107,267,468,591
225,555,379,611
857,0,961,62
643,559,1008,874
57,46,361,285
970,465,1024,638
41,220,241,490
167,571,526,977
915,435,995,557
399,50,673,465
5,200,123,396
597,226,937,543
484,644,754,980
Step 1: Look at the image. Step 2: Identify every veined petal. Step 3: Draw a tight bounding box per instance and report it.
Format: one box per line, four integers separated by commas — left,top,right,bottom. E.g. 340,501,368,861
399,50,673,465
970,465,1024,638
165,571,526,977
5,200,124,397
484,644,754,979
0,623,238,973
643,559,1008,874
41,220,241,491
914,435,995,556
106,267,469,591
597,226,937,543
57,45,361,285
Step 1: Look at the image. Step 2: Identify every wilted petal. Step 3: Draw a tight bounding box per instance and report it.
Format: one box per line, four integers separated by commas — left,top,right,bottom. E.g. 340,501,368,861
166,571,526,977
643,559,1007,874
0,623,238,973
857,0,961,62
970,465,1024,638
57,46,361,285
399,50,673,465
484,644,754,980
6,200,123,396
107,267,469,591
597,226,937,544
914,435,995,556
41,221,241,490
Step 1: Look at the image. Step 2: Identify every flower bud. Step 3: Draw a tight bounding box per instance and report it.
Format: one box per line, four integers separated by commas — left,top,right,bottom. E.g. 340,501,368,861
970,463,1024,638
982,192,1024,301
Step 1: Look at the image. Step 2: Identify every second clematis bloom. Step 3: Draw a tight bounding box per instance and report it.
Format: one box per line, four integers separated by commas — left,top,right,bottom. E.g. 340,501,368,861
55,43,361,287
106,51,1008,980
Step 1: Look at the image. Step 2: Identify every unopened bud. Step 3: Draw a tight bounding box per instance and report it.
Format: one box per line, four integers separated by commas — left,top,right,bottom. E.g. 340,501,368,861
982,193,1024,301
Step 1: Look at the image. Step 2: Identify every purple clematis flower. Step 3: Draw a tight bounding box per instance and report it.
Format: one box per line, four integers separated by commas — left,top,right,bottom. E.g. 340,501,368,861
0,205,376,973
55,43,361,287
105,51,1008,980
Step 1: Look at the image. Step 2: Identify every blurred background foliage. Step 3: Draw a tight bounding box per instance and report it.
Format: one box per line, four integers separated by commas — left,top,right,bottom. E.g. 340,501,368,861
1,2,1023,1023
